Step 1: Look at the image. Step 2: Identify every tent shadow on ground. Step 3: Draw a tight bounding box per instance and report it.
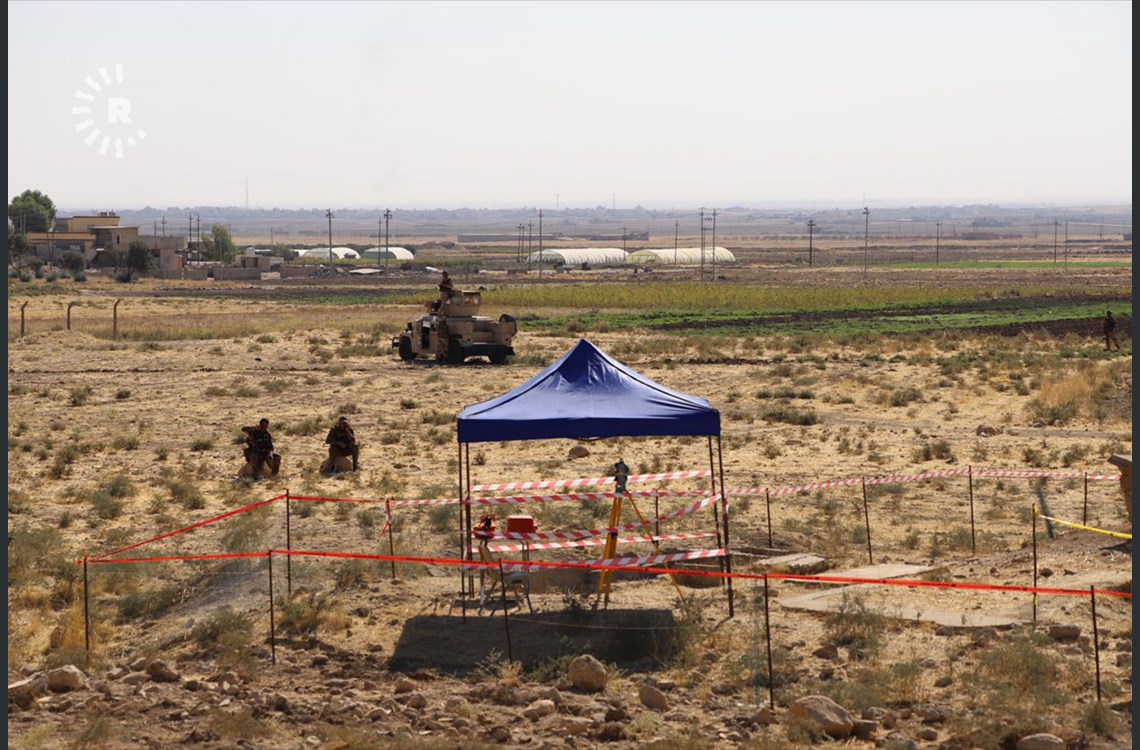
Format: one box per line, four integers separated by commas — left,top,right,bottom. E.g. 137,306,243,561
388,608,681,675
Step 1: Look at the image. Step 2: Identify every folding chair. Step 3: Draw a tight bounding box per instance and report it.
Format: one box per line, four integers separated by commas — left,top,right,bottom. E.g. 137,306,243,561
478,545,533,615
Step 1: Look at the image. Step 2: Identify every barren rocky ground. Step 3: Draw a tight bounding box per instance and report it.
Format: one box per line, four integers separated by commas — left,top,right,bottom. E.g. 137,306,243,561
7,265,1132,750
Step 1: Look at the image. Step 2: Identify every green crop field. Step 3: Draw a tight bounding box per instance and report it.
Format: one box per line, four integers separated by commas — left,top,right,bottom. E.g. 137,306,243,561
882,260,1132,270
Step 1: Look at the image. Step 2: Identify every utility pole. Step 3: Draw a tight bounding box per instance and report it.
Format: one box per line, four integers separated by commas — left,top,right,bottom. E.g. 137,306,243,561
935,221,941,266
383,209,392,272
622,225,627,253
161,217,166,238
699,209,706,276
326,209,334,264
517,223,525,263
188,215,193,255
1064,221,1069,272
807,219,816,267
1053,220,1059,266
377,216,383,270
527,222,533,268
674,220,679,266
862,206,870,278
538,210,544,280
711,209,718,278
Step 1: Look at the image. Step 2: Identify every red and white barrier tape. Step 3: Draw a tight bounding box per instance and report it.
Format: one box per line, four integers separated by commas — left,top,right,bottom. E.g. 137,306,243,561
389,495,461,508
503,546,726,572
85,464,1123,560
473,488,705,507
728,468,1119,497
865,468,971,485
974,469,1120,481
304,468,1120,509
487,531,718,553
471,469,711,493
482,495,721,542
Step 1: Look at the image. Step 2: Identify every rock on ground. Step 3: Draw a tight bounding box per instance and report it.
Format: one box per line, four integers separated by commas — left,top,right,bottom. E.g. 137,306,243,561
567,655,607,692
46,665,88,693
1016,734,1066,750
638,683,669,711
789,694,854,738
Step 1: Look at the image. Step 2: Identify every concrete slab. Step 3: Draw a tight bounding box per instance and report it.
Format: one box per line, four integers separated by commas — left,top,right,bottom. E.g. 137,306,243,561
749,553,829,574
800,562,944,582
779,589,1020,628
778,562,1020,628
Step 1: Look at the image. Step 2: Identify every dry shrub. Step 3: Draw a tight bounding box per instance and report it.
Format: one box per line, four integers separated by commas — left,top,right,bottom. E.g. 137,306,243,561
13,584,55,611
1028,363,1118,425
192,607,256,672
952,630,1079,747
48,604,87,651
206,707,271,740
277,591,347,636
70,708,124,748
823,592,886,658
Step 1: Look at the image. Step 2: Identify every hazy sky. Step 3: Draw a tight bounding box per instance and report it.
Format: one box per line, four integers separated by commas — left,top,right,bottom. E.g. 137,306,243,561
7,1,1132,210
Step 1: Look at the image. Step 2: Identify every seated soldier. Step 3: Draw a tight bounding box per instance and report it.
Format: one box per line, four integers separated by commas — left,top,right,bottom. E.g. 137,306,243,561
245,418,280,478
324,415,360,472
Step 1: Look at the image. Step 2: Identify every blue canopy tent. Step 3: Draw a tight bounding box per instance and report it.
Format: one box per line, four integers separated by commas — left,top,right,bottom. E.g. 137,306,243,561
457,339,721,443
455,339,734,614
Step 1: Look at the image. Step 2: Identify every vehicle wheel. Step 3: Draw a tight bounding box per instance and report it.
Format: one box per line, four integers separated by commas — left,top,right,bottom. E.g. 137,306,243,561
498,314,516,324
397,336,415,362
489,351,509,365
445,338,464,365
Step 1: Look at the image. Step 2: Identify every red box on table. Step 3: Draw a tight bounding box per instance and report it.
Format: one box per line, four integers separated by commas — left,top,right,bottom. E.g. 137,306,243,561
506,515,537,534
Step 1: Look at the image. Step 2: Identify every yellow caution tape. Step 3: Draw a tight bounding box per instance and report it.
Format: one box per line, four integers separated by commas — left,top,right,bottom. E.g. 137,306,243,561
1036,513,1132,540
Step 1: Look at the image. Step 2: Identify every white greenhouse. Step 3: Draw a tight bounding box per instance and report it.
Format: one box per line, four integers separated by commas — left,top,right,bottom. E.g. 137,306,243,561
294,246,361,260
526,247,628,267
625,247,736,266
360,246,415,261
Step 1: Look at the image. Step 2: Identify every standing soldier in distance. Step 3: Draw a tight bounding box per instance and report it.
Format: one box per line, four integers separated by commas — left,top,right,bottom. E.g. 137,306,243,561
1103,310,1121,351
613,458,630,494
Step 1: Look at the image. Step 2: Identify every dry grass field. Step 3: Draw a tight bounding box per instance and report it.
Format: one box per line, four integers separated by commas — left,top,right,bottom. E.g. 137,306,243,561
7,253,1132,750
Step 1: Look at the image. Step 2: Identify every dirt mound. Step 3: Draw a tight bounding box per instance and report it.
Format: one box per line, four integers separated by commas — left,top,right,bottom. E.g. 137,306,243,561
17,330,99,345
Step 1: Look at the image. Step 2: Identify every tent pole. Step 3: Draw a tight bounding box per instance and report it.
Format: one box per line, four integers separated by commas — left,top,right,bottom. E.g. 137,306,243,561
708,437,723,549
458,440,466,622
708,437,725,594
718,434,734,618
465,443,474,595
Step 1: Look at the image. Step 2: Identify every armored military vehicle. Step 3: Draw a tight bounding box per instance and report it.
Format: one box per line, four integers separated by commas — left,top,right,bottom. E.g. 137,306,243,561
392,289,516,365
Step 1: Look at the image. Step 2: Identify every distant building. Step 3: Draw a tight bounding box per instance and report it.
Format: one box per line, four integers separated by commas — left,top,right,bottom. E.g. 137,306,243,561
66,212,120,233
24,209,186,270
24,232,99,264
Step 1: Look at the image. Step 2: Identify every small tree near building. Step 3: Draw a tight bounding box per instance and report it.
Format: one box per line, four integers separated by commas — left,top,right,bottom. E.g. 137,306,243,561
8,230,30,274
202,225,238,263
116,241,155,282
8,189,56,233
59,251,87,275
